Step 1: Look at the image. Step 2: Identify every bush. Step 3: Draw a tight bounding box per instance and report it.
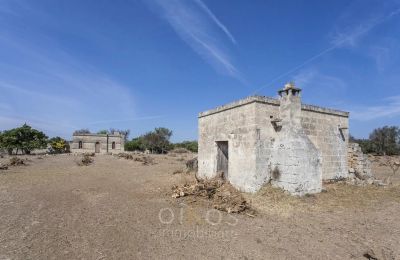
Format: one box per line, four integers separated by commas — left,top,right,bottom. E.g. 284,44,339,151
49,137,68,153
173,141,198,153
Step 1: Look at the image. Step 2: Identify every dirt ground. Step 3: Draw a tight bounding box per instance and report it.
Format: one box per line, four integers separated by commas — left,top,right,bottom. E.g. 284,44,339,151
0,153,399,260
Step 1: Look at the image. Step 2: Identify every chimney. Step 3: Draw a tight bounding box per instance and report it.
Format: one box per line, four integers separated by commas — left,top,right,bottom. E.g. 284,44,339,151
278,82,302,127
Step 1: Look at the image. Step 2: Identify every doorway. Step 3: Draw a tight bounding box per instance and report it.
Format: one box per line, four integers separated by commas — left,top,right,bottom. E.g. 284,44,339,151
95,142,100,153
216,141,228,177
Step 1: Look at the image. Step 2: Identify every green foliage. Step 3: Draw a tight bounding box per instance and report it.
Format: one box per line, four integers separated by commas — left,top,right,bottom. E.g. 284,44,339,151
369,126,400,155
0,124,48,154
125,137,145,151
49,136,68,153
173,141,198,152
97,130,108,135
73,129,91,135
124,127,173,154
351,125,400,155
142,127,173,154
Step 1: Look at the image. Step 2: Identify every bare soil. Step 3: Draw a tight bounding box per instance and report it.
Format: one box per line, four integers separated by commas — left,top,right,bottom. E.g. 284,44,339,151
0,154,399,259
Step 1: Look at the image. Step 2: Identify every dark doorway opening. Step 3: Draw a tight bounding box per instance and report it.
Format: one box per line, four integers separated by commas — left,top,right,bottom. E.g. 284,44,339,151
95,142,100,153
216,141,229,177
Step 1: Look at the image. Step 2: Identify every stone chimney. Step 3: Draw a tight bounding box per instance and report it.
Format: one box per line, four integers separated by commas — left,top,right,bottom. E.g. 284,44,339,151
270,82,322,196
278,82,302,127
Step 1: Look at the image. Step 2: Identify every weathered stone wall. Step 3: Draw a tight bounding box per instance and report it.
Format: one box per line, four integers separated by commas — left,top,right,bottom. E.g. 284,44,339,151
301,107,349,180
198,99,262,192
253,98,349,181
348,143,372,179
71,134,125,154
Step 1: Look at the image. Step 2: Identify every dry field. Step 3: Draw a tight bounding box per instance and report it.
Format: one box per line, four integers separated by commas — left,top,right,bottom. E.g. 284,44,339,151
0,153,399,259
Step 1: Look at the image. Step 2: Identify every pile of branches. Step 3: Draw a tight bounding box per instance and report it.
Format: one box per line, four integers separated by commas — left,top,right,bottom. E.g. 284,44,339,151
117,153,134,160
77,153,94,166
172,173,250,214
134,156,155,165
9,157,25,166
0,163,8,170
116,153,156,165
1,157,26,170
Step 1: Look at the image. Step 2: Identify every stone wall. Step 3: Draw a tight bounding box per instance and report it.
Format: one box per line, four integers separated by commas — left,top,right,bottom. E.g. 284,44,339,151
198,100,261,192
71,134,125,154
347,143,372,179
301,108,349,180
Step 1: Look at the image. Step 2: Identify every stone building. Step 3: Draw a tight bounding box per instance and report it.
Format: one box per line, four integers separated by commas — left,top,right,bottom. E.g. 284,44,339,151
71,132,125,154
198,83,349,195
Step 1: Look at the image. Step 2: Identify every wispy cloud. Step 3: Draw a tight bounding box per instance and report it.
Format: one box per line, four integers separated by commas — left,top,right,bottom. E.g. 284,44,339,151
350,96,400,121
146,0,243,81
0,2,137,138
193,0,236,44
253,1,400,94
330,1,400,48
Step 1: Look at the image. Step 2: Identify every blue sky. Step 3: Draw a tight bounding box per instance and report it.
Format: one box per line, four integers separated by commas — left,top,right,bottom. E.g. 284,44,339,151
0,0,399,141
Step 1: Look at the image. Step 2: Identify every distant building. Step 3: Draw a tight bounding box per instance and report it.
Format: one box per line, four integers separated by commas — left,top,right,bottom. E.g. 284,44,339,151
198,83,351,195
71,132,125,154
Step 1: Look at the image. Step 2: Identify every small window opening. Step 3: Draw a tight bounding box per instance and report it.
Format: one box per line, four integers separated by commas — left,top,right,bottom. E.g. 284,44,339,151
78,141,82,149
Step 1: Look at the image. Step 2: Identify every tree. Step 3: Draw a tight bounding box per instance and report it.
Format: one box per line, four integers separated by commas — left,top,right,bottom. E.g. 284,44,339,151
97,130,108,135
73,129,91,135
49,137,68,153
369,126,400,155
125,137,145,151
109,128,130,141
0,124,48,154
142,127,173,154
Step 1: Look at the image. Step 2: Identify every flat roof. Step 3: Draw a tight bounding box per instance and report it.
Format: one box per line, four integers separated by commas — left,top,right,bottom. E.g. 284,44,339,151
72,133,124,137
198,95,349,118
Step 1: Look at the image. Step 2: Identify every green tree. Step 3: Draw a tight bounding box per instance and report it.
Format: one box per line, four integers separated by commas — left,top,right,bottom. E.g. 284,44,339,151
142,127,173,154
125,137,145,151
97,130,108,135
0,124,48,154
369,126,400,155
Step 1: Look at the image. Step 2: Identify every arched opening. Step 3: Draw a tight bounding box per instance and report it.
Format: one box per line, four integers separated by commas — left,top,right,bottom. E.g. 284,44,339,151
78,141,83,149
112,141,116,149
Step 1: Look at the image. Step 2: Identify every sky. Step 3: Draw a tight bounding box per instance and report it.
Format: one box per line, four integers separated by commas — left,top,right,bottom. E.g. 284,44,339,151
0,0,399,141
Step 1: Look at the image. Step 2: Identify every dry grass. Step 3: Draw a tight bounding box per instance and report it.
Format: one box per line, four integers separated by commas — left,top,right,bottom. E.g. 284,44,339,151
246,183,400,217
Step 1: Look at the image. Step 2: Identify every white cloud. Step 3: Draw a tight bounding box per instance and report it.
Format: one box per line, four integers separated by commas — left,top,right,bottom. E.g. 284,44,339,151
147,0,243,81
193,0,236,44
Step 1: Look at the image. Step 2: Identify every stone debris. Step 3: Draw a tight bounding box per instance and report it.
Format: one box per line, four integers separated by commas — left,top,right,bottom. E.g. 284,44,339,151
172,173,251,214
185,157,198,172
348,143,372,180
